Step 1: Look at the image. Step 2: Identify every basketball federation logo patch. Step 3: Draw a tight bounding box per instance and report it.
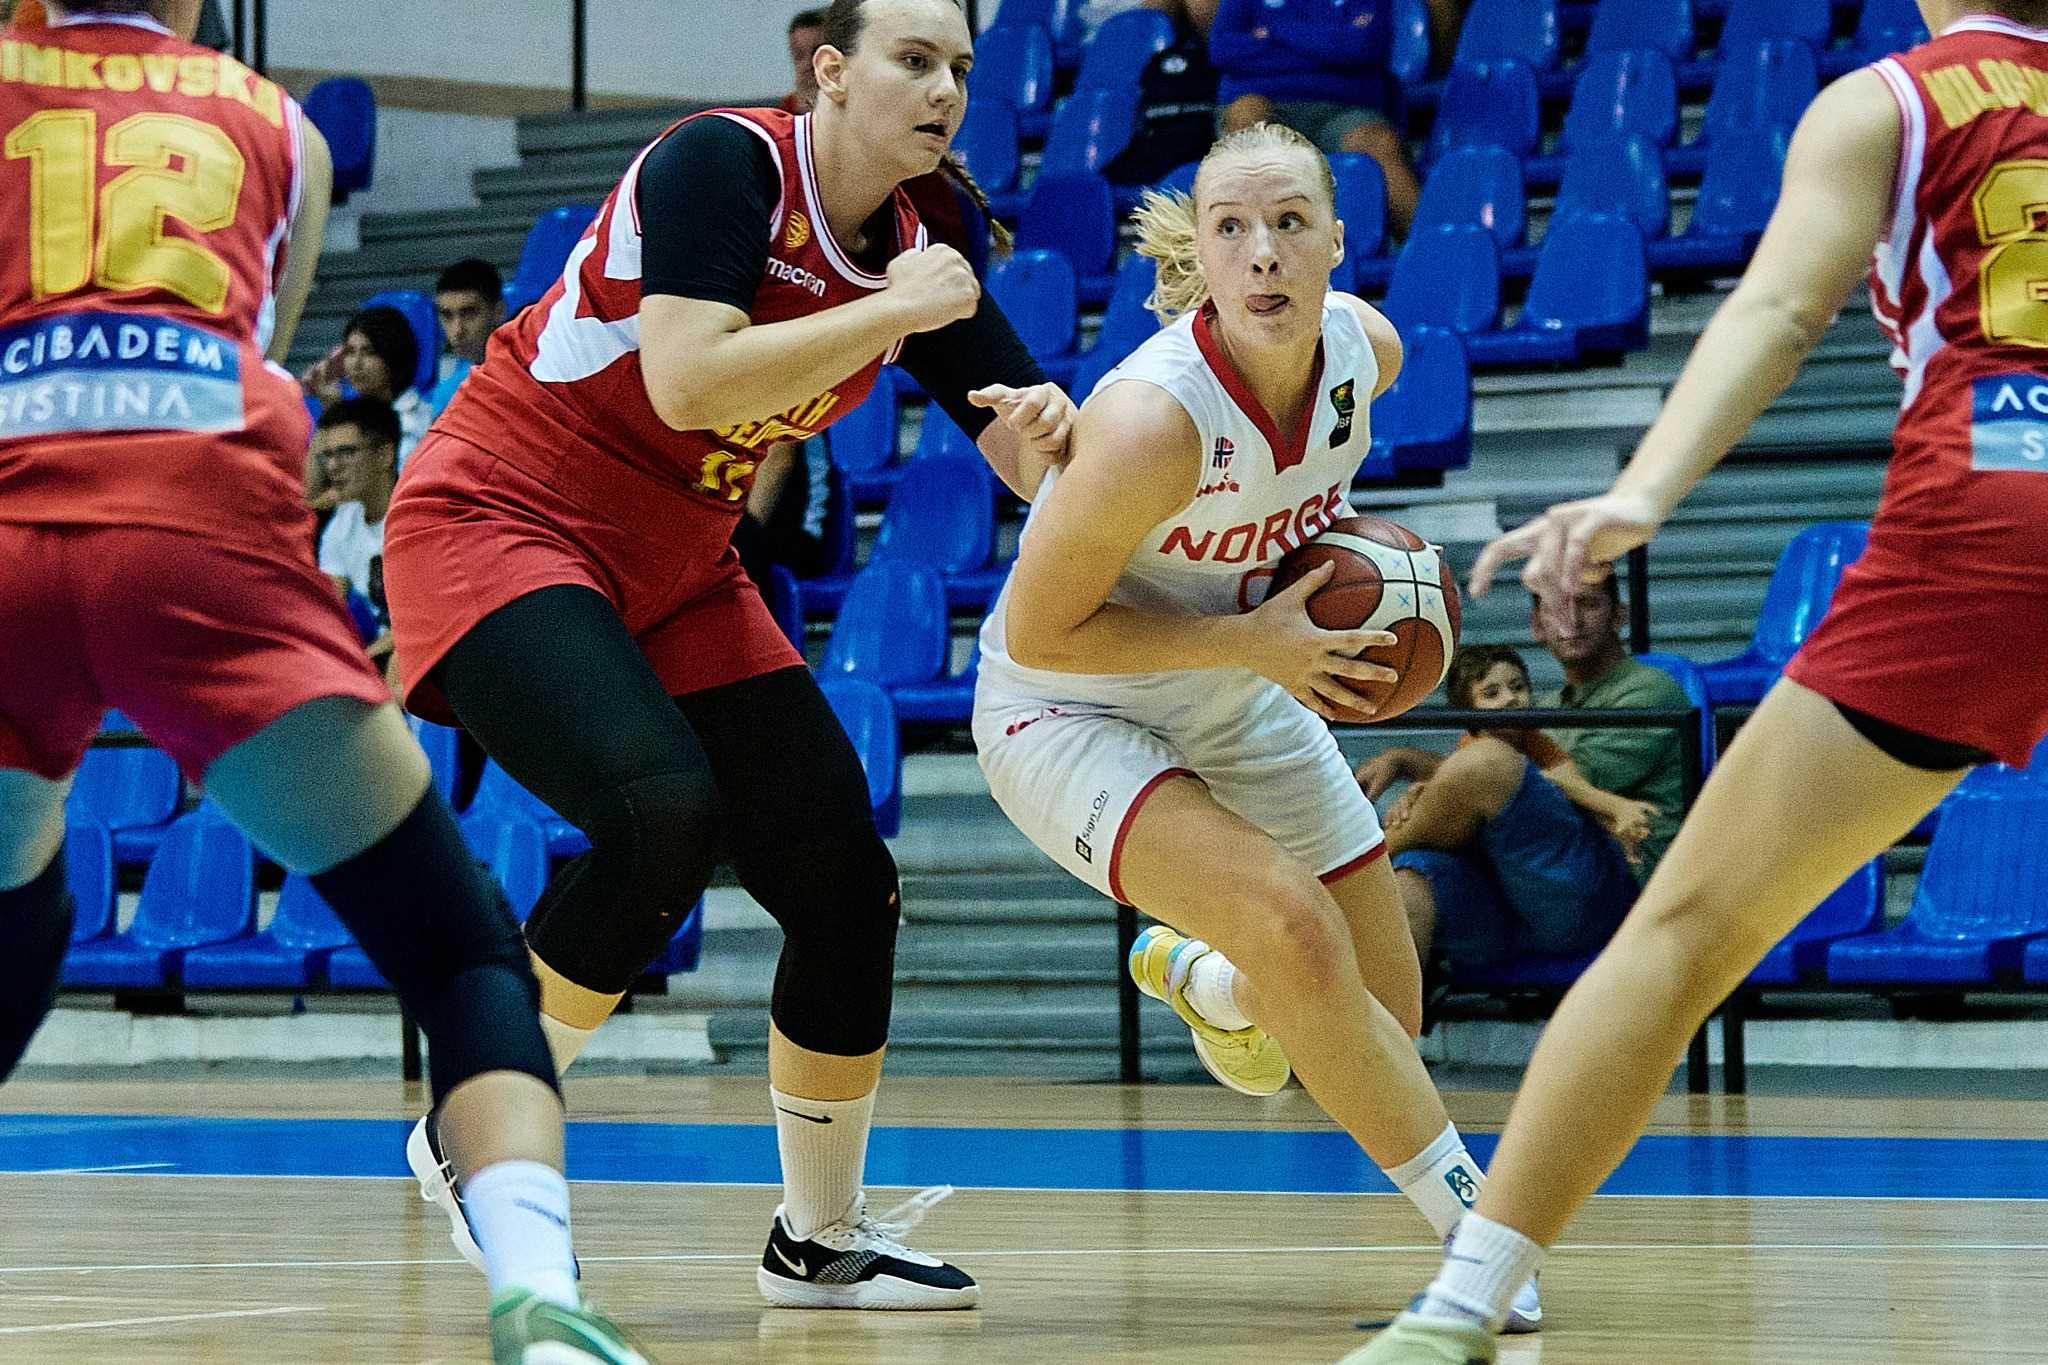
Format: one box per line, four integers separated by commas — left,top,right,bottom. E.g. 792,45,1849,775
1197,436,1240,498
1970,373,2048,471
784,210,812,251
1329,379,1356,448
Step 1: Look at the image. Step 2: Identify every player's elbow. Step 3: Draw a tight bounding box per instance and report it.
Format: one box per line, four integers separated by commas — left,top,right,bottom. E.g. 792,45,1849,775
1730,284,1838,353
1003,612,1067,671
642,365,710,431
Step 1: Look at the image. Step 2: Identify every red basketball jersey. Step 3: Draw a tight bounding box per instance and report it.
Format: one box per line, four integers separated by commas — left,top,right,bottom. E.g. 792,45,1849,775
1865,17,2048,582
0,15,311,538
434,108,928,518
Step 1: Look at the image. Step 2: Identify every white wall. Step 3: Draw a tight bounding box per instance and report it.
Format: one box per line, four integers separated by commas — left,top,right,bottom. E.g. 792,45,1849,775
363,107,521,215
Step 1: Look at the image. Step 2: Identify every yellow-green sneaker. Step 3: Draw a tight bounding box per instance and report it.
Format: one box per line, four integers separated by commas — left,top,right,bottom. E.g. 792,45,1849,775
1127,924,1291,1097
491,1288,653,1364
1335,1312,1495,1364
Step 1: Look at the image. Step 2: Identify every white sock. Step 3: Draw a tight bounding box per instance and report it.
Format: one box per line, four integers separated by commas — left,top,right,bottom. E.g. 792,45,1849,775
539,1014,597,1074
1183,951,1251,1030
1415,1212,1545,1329
771,1085,875,1240
461,1160,580,1309
1383,1122,1485,1237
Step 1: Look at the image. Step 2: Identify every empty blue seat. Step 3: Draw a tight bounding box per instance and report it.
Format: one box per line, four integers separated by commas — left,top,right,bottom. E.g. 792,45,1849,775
953,97,1022,205
1413,146,1526,255
1587,0,1694,64
468,816,551,919
914,403,979,463
826,367,902,507
1636,650,1717,777
1560,48,1679,157
988,248,1079,385
183,874,355,988
820,678,903,837
821,559,950,689
1092,253,1164,365
504,204,598,317
304,77,375,200
1824,0,1929,75
1671,38,1817,174
361,289,444,395
972,23,1055,139
894,636,983,725
1748,859,1883,985
1076,8,1175,90
323,944,388,989
990,0,1052,27
64,806,254,988
1330,152,1391,290
66,743,181,867
1017,172,1117,304
1428,59,1542,163
1650,125,1790,272
1046,0,1089,68
1698,521,1867,706
1553,136,1670,242
65,822,115,944
757,561,804,649
467,761,587,858
1390,0,1433,86
643,901,706,976
1381,224,1502,339
1471,213,1647,364
1718,0,1830,54
1454,0,1560,71
875,456,997,587
1039,87,1138,179
1366,325,1471,474
1828,780,2048,985
414,719,464,808
798,473,864,617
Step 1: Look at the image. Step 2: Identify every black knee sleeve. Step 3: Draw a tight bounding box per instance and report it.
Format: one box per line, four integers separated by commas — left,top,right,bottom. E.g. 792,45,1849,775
311,791,556,1103
524,768,723,995
0,849,71,1082
760,823,902,1057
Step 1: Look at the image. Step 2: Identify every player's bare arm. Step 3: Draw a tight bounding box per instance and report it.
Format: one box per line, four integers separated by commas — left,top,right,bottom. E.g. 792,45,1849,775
1337,292,1404,400
268,121,332,366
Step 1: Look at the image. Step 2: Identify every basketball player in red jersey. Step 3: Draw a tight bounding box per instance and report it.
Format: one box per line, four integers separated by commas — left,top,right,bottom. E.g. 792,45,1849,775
0,4,648,1361
384,0,1070,1310
1353,4,2048,1360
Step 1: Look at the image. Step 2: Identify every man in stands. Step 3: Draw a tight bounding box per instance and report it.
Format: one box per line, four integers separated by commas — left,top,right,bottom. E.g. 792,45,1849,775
781,8,827,113
312,399,403,688
426,258,505,417
1356,577,1687,974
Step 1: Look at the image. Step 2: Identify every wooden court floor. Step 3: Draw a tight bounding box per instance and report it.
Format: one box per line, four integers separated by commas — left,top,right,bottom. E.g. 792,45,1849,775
2,1075,2046,1363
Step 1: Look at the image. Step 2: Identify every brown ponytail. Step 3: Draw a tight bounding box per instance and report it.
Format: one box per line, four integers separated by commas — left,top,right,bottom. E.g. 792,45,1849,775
940,152,1014,256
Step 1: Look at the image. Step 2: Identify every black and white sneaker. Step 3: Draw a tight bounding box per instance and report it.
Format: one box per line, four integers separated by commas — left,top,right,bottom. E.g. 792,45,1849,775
756,1185,978,1310
407,1111,485,1271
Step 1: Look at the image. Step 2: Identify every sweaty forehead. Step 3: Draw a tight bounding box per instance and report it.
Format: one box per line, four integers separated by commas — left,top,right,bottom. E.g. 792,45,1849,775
1198,154,1325,210
859,0,973,58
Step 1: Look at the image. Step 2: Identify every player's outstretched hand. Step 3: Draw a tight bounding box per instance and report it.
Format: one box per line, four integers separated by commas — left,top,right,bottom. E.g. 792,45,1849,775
1245,561,1400,721
885,244,981,334
1468,489,1665,606
969,383,1076,467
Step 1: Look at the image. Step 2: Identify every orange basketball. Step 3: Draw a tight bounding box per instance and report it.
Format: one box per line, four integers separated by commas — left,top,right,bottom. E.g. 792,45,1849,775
1269,514,1461,723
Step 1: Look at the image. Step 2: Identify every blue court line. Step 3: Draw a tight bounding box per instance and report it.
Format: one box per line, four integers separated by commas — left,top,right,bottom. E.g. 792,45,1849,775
3,1114,2047,1200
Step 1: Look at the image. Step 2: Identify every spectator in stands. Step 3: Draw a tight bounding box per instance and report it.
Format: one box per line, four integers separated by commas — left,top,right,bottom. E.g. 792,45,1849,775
1085,0,1221,36
426,258,505,417
1356,580,1686,971
310,398,401,681
302,304,429,464
1208,0,1436,234
782,8,828,113
733,436,836,582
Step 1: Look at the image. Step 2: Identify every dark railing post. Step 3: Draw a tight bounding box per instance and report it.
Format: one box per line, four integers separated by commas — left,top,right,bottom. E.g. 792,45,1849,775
571,0,589,112
251,0,266,76
230,0,246,65
1117,903,1141,1083
400,1006,422,1083
1627,543,1651,655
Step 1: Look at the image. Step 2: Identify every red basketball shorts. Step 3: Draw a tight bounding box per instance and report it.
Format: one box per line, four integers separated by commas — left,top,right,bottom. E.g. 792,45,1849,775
384,432,803,726
0,522,390,782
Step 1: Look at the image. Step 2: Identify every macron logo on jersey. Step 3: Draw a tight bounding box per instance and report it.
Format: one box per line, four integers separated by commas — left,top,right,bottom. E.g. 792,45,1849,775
1160,481,1348,564
766,256,828,298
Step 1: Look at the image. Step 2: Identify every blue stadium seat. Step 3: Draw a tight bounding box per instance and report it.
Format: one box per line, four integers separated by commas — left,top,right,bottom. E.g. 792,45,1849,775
1747,859,1883,985
1650,125,1790,273
990,0,1052,27
798,472,863,618
1076,8,1176,91
1697,521,1867,706
643,901,705,976
1470,213,1647,364
304,77,375,201
1427,59,1543,163
1823,0,1929,76
1449,951,1597,992
361,289,444,396
1047,0,1089,68
1330,152,1392,290
826,367,902,507
821,559,950,689
1552,136,1670,244
954,97,1023,212
1039,87,1138,180
1586,0,1694,63
1717,0,1831,55
66,742,181,867
820,678,903,837
1091,253,1163,367
1381,224,1502,340
183,873,354,988
467,761,587,858
65,822,115,945
972,23,1055,140
1827,779,2048,985
1366,325,1472,474
469,816,551,919
1412,146,1526,257
1017,172,1118,304
1635,650,1716,777
1454,0,1560,72
915,403,980,464
323,944,388,989
894,636,983,725
504,204,598,317
1390,0,1433,86
1670,38,1817,174
988,248,1079,386
1557,48,1679,161
64,806,255,988
757,561,804,649
413,719,463,808
874,455,997,591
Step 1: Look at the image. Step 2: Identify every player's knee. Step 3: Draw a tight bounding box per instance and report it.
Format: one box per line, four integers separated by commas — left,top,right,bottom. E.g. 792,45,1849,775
1241,872,1352,999
576,768,723,907
764,824,901,1056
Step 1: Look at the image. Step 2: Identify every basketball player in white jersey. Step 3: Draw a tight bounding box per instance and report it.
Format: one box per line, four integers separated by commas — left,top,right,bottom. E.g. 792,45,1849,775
971,123,1538,1333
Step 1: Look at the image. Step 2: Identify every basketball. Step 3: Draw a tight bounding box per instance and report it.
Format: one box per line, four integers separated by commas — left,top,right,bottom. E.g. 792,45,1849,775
1269,514,1461,723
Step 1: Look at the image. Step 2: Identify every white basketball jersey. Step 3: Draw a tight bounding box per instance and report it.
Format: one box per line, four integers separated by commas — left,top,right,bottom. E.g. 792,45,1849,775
980,295,1380,701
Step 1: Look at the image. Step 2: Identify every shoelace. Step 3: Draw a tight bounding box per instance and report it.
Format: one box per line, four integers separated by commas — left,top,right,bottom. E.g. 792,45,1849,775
843,1184,956,1257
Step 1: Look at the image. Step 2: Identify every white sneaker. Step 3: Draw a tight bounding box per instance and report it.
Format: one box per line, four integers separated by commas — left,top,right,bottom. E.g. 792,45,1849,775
407,1112,484,1271
756,1186,979,1310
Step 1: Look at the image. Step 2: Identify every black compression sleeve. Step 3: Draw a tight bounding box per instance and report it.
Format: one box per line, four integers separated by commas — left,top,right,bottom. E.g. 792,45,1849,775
896,290,1047,439
636,117,780,310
